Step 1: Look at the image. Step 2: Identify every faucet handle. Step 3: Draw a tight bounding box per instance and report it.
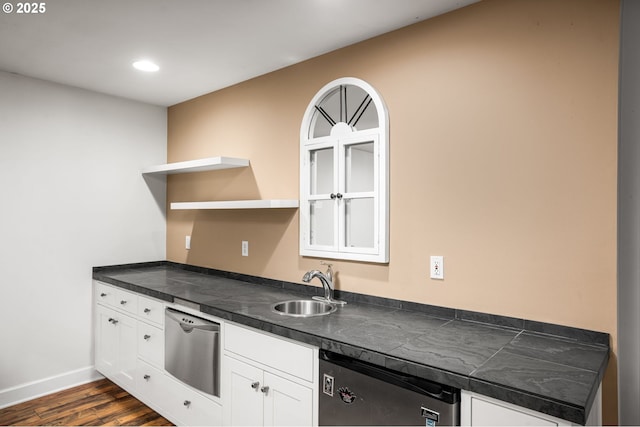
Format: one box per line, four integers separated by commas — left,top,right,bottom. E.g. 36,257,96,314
320,261,333,279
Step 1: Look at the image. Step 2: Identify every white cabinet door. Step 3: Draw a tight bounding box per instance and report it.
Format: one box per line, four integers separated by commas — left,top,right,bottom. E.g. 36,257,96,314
95,303,137,392
111,310,137,392
224,356,264,426
462,391,571,426
263,371,313,427
95,304,118,378
223,355,315,427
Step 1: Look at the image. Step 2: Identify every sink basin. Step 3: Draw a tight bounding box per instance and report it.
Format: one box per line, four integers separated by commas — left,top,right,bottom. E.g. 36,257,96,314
272,299,336,317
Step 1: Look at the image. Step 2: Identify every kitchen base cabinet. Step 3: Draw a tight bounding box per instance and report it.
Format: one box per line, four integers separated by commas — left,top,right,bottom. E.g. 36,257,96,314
94,304,137,392
223,322,318,426
461,388,602,426
224,356,314,427
225,356,264,426
95,281,224,426
263,370,314,426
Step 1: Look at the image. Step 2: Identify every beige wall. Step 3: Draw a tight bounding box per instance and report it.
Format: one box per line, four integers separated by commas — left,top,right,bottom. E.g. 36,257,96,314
167,0,619,423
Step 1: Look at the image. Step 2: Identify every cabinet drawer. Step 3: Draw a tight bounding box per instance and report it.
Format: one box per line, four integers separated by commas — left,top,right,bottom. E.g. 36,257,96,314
135,359,167,414
112,288,138,316
138,322,164,368
138,296,164,326
95,281,116,306
164,374,222,426
225,322,315,382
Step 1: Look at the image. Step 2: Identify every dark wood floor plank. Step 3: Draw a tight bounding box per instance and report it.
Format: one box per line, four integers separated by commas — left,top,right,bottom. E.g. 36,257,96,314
36,391,116,423
0,404,41,426
0,379,172,427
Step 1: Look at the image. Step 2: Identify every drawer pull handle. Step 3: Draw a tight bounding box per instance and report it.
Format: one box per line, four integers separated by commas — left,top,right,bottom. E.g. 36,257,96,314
108,318,119,325
261,386,270,394
183,400,191,407
143,374,150,381
120,300,127,305
100,293,107,297
144,308,151,314
251,381,260,389
143,334,151,340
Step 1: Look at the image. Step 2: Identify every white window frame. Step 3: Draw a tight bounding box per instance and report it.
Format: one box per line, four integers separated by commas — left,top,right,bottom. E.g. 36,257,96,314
299,77,389,263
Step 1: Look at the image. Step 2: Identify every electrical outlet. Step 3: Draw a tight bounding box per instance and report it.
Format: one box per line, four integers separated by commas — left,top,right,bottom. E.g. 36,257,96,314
430,256,444,280
242,241,249,257
185,235,191,250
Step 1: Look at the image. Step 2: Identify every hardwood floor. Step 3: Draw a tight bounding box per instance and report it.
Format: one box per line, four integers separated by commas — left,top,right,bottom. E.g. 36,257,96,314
0,379,173,426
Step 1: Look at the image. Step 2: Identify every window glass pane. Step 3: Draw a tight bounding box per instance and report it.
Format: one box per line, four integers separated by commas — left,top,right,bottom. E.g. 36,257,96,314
310,85,379,139
310,200,334,246
310,148,333,195
345,198,374,248
345,85,378,132
345,141,374,193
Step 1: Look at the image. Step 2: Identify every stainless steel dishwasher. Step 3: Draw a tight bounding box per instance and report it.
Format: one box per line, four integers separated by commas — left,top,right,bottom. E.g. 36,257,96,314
319,350,460,426
165,307,220,397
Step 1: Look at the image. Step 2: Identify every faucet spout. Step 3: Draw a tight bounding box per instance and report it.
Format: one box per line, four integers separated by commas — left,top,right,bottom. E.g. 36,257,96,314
302,270,334,301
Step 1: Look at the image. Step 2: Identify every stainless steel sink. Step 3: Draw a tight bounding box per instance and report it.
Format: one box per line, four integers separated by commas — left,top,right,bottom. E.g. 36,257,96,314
272,299,336,317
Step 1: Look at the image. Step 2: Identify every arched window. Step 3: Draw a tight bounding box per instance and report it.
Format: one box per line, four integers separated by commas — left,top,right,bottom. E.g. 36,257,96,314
300,77,389,263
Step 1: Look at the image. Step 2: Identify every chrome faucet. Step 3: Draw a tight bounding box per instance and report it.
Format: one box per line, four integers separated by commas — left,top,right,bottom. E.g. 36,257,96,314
302,263,346,305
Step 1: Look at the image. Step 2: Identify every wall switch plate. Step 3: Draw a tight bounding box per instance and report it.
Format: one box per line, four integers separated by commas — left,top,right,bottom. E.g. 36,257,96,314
241,240,249,257
430,256,444,280
185,235,191,250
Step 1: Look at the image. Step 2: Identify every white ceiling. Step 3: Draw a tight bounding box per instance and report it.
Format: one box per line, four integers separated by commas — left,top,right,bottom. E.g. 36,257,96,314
0,0,478,106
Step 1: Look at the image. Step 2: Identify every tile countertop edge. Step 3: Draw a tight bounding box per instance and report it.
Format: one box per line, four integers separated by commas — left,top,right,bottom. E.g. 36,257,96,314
91,261,609,425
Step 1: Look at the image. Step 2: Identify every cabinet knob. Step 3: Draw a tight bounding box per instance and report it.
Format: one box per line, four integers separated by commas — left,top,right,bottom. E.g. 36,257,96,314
100,293,107,297
144,308,151,314
120,300,127,305
330,193,337,199
143,374,150,381
108,318,118,325
251,381,260,390
183,400,191,407
336,193,343,199
261,386,270,394
143,334,151,340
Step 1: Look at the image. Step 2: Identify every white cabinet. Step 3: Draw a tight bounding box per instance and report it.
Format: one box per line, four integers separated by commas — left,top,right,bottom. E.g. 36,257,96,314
137,295,164,326
95,281,223,426
137,320,163,368
95,302,137,392
461,390,602,426
162,373,223,426
224,356,313,427
300,77,389,263
223,322,318,426
263,370,314,426
224,357,265,426
135,358,223,426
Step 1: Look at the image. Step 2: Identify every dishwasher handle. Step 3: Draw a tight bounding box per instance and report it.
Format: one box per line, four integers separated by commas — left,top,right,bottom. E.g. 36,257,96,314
166,307,220,333
320,350,459,404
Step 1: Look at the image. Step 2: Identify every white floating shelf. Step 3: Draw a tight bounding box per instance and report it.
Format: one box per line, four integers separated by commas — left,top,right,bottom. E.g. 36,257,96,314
142,156,249,175
171,199,299,210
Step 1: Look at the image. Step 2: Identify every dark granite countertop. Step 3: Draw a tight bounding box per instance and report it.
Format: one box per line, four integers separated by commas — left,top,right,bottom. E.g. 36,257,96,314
93,261,609,425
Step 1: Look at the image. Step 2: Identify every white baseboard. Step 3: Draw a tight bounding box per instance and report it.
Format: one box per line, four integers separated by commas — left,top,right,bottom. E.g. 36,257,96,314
0,366,104,409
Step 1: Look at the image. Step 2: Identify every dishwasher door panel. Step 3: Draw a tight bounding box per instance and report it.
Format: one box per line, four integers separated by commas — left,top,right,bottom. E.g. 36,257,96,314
165,308,220,397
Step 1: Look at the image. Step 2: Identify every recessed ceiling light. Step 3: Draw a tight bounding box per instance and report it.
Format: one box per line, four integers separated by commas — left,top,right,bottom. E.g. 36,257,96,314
133,60,159,72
